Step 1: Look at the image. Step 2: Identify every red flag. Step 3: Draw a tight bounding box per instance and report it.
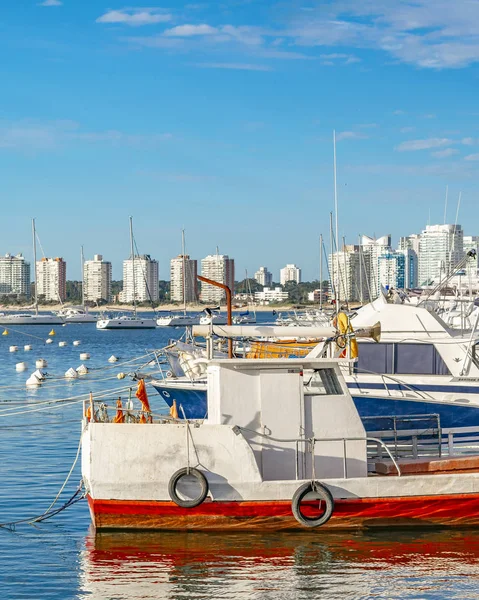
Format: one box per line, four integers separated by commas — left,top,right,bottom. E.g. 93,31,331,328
113,398,125,423
136,379,152,423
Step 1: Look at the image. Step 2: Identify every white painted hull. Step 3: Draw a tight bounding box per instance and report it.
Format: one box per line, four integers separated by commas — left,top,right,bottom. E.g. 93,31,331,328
0,314,65,325
96,318,157,329
157,315,200,327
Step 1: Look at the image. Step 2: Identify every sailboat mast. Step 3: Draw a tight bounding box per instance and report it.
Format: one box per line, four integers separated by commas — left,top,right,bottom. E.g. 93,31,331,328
32,218,38,315
129,216,137,317
181,229,187,315
81,245,85,307
333,130,340,316
319,233,323,310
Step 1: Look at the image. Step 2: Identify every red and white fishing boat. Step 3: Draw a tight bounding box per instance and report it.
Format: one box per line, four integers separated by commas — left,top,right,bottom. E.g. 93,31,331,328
82,351,479,531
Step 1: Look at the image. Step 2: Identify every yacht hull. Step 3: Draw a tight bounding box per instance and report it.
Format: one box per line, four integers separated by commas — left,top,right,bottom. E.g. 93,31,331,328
97,319,157,329
0,315,65,325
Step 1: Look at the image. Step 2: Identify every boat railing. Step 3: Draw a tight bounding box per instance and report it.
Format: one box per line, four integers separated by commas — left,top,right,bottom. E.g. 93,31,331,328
347,367,435,400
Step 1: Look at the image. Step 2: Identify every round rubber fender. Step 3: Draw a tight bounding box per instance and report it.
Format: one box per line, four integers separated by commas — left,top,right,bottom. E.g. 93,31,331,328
168,467,209,508
291,481,334,527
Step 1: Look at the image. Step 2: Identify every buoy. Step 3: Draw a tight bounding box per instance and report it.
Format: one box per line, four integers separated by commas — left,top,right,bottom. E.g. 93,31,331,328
36,359,47,368
32,369,46,381
65,367,78,379
73,340,81,346
16,362,27,372
26,374,42,386
49,329,56,336
2,329,8,336
9,346,18,353
45,339,53,344
80,352,90,360
117,372,126,380
108,355,119,363
24,345,32,351
76,364,88,375
58,341,67,347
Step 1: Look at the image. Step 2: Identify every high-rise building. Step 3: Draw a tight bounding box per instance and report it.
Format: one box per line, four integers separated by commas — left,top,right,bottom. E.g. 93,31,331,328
397,234,420,288
170,255,198,303
418,224,464,286
328,246,369,303
254,266,272,287
119,255,159,303
360,235,391,298
378,252,406,290
200,254,235,303
83,254,112,303
280,264,301,285
36,257,66,302
0,253,30,298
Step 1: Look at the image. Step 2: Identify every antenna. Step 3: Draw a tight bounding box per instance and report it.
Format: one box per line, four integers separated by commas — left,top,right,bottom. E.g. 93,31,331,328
444,185,448,224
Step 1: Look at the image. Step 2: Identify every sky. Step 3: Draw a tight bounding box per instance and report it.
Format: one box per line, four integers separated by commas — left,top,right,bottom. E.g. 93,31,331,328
1,0,479,281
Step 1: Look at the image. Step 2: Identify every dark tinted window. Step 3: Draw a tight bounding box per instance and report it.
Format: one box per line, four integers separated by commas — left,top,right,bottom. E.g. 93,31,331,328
355,343,394,374
395,343,450,375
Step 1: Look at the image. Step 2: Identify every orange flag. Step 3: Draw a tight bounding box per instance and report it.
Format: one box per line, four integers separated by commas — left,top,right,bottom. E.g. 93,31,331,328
113,398,125,423
136,379,152,423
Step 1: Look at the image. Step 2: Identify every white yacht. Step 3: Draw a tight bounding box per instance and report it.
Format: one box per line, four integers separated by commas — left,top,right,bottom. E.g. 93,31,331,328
157,312,200,327
199,312,227,325
55,306,97,323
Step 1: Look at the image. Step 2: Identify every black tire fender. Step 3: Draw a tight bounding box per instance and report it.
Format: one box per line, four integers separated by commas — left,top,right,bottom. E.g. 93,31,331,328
168,467,209,508
291,481,334,527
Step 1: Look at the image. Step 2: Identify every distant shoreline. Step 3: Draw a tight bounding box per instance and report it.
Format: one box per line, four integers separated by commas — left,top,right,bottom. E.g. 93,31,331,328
0,303,303,313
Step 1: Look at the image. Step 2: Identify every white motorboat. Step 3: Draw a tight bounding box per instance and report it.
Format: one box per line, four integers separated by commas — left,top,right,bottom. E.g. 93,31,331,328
55,306,97,323
97,314,157,329
199,311,227,325
157,313,200,327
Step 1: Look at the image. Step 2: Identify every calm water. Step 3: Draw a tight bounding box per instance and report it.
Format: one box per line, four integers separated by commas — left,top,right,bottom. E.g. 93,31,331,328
1,313,479,599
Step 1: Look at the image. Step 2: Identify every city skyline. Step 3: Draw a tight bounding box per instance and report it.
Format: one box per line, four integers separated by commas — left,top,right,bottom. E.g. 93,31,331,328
2,2,479,282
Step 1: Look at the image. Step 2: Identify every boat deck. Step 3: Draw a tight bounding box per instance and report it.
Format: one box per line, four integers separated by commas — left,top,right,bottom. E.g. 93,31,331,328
373,454,479,476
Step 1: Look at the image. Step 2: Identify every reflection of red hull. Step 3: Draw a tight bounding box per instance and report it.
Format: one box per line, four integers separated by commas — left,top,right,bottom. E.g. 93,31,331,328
88,493,479,530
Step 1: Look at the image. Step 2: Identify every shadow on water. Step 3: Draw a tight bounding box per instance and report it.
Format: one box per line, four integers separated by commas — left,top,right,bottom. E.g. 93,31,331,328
78,528,479,599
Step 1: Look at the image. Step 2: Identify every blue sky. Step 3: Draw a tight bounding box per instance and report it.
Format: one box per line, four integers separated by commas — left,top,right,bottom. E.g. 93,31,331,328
1,0,479,280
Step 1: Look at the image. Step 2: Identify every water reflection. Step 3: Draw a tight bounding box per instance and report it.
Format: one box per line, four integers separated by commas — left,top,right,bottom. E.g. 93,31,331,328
79,528,479,599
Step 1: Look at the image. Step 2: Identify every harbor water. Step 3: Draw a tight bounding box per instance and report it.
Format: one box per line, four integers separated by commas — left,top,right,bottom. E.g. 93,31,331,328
1,315,479,599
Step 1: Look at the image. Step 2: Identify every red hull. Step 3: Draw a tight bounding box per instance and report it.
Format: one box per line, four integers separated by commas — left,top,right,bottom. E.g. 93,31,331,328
88,493,479,530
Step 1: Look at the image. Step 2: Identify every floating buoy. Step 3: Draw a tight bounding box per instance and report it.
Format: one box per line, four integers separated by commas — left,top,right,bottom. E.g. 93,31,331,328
49,329,56,336
76,364,88,375
9,346,18,353
108,355,119,363
32,369,46,381
117,372,126,380
65,367,78,379
2,329,8,336
16,362,27,372
36,359,47,368
26,374,42,386
80,352,90,361
24,345,32,351
58,341,67,347
45,339,53,344
73,340,81,346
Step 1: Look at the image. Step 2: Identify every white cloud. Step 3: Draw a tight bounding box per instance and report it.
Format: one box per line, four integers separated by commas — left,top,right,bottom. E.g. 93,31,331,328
96,9,172,27
164,24,217,37
400,126,415,133
38,0,62,6
396,137,452,151
393,110,405,115
336,131,368,141
462,137,475,145
432,148,459,158
465,153,479,161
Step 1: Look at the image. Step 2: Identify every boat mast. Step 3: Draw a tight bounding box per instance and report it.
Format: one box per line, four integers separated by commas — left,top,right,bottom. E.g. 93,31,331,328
181,228,187,315
319,233,323,311
32,218,38,316
333,130,340,315
81,245,85,308
129,216,137,318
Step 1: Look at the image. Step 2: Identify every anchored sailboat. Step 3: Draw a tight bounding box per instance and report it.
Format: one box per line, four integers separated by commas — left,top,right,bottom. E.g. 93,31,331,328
97,217,156,330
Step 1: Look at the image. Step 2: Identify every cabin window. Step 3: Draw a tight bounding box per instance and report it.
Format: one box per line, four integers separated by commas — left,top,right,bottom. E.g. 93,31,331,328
355,343,394,374
394,343,450,375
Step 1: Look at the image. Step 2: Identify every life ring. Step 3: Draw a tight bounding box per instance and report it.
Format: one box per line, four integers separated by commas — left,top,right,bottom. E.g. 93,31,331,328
168,467,209,508
291,481,334,527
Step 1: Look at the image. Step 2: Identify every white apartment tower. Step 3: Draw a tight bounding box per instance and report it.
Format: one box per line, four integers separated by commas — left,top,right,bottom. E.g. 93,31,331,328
280,264,301,285
120,255,159,303
36,257,66,302
254,266,272,287
170,255,198,303
200,254,235,303
0,253,30,298
83,254,112,303
397,234,420,288
328,246,370,303
418,224,464,286
360,235,391,299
